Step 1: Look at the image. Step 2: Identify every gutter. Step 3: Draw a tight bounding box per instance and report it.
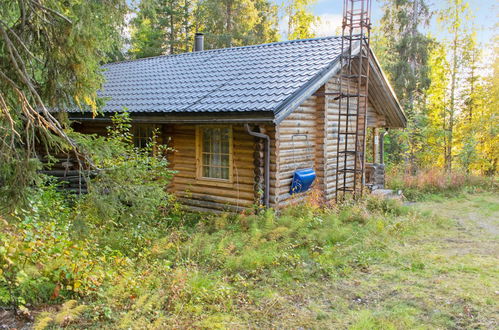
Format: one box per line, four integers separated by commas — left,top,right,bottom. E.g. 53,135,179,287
245,124,270,208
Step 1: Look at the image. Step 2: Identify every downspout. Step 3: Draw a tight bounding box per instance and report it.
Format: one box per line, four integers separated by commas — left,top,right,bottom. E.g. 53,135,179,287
245,124,270,208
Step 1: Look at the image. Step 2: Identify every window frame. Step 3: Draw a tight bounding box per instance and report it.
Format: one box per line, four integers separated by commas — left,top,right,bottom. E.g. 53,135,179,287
132,124,158,149
195,125,234,184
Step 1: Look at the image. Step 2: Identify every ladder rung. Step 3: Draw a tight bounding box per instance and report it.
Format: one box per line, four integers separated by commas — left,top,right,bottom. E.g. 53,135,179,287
336,93,367,97
338,150,358,154
341,35,369,40
341,74,368,79
346,10,369,15
338,168,363,173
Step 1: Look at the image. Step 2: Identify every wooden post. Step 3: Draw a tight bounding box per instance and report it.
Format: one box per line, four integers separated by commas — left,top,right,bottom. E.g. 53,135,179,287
373,127,380,164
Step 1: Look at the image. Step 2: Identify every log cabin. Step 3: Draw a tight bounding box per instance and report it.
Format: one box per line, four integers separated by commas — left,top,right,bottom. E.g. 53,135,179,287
68,35,406,213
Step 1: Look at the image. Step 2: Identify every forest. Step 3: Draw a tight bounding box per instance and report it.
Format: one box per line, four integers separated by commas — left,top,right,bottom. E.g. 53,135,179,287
0,0,497,328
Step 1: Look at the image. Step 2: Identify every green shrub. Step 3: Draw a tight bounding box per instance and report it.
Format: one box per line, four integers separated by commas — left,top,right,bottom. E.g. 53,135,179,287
71,112,177,254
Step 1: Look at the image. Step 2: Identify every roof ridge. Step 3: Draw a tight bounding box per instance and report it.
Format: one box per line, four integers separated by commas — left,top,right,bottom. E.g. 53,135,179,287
103,35,342,67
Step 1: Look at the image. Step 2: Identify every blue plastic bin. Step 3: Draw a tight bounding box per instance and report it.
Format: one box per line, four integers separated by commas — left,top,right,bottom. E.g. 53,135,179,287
290,168,316,194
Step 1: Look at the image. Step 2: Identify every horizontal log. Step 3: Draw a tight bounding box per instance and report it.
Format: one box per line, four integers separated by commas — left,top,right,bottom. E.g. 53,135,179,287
177,193,254,207
176,197,249,212
171,183,255,200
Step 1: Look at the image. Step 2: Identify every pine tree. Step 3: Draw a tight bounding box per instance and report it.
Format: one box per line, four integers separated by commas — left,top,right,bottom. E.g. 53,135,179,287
129,0,193,58
129,0,279,56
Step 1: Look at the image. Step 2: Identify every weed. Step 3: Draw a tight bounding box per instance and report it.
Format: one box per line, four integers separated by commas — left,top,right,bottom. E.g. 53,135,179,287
386,168,497,200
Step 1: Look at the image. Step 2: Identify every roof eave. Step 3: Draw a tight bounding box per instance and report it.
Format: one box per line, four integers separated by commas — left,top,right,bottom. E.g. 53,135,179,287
369,49,407,128
68,110,275,124
273,42,361,125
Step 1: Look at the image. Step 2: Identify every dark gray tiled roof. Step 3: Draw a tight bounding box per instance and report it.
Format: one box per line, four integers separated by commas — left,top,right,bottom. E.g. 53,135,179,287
85,36,344,115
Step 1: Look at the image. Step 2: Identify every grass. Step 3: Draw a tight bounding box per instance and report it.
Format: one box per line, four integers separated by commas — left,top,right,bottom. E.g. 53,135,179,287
386,168,497,201
2,189,498,329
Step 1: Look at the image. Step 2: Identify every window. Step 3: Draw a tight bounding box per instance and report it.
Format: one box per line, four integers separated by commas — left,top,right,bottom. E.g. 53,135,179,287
197,126,232,181
132,124,155,148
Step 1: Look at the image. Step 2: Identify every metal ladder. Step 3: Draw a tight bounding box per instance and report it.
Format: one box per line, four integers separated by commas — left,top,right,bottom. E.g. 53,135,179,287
335,0,372,201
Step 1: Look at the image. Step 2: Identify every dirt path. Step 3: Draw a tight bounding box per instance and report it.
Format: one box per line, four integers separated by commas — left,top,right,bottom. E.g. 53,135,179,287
415,193,499,258
417,192,499,236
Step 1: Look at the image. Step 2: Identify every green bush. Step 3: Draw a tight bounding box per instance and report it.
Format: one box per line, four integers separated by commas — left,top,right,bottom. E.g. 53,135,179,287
71,112,177,253
0,113,178,309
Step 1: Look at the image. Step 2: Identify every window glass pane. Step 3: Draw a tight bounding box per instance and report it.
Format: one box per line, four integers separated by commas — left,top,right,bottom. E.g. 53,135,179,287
203,129,211,152
133,125,154,148
203,153,210,167
221,167,229,179
213,130,220,154
221,154,229,167
201,127,230,180
202,166,208,177
212,153,220,166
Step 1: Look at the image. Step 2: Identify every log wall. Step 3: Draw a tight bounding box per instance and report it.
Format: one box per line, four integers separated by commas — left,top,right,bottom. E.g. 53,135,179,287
273,94,322,207
272,73,386,208
169,124,257,213
72,71,388,211
73,122,258,213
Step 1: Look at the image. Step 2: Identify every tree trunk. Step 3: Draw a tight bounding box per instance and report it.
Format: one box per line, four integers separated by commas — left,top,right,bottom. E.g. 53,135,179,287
170,3,175,54
446,4,459,174
226,0,233,47
184,0,189,52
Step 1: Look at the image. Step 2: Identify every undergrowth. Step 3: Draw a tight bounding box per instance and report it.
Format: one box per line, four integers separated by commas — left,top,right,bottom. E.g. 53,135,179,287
1,114,495,328
1,180,445,328
386,167,497,201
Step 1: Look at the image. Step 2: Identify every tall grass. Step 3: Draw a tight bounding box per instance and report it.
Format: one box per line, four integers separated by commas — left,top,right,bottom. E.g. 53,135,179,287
386,168,497,200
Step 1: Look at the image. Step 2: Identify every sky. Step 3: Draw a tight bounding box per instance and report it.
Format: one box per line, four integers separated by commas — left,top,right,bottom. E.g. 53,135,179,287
276,0,498,46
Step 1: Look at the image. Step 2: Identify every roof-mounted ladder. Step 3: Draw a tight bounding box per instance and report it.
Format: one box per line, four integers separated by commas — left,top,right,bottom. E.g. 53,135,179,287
334,0,372,202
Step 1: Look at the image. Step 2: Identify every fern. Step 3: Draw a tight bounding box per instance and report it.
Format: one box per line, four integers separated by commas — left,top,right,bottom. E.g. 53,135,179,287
34,300,87,330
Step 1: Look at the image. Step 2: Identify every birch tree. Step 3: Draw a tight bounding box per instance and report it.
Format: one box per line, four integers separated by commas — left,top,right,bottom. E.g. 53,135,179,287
438,0,472,173
285,0,317,40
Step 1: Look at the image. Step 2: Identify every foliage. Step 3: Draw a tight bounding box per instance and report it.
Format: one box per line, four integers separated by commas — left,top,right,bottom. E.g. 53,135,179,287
1,174,429,325
34,300,87,330
375,0,497,176
71,112,176,252
0,113,176,311
0,0,128,204
284,0,318,40
2,163,497,328
0,183,123,311
438,0,475,172
129,0,189,57
386,167,497,200
373,0,432,168
199,0,280,49
129,0,280,57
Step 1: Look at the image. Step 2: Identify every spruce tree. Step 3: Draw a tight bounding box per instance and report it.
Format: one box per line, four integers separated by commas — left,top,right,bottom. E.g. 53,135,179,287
374,0,433,169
